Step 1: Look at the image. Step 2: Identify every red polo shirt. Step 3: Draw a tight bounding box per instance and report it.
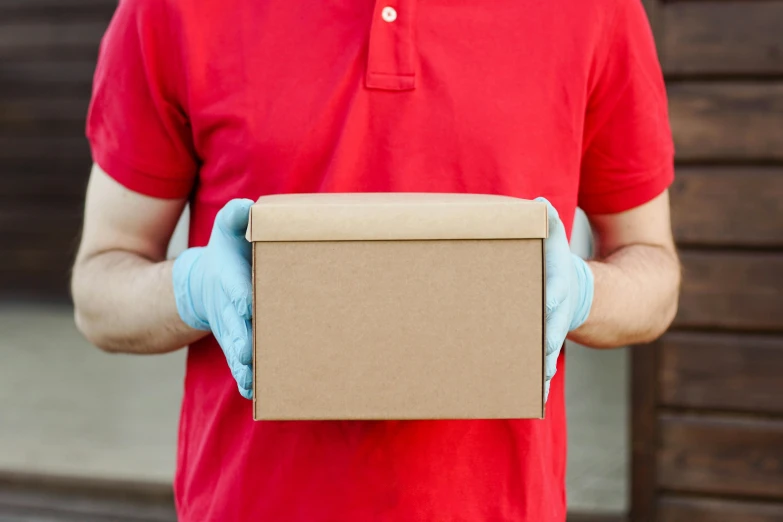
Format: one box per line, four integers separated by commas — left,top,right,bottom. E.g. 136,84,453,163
87,0,673,519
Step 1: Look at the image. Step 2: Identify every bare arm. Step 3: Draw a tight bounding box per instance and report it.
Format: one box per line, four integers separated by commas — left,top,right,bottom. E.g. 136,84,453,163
72,164,206,354
569,191,680,348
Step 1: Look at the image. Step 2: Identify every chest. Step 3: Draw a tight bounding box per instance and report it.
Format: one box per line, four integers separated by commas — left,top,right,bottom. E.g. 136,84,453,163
182,0,593,200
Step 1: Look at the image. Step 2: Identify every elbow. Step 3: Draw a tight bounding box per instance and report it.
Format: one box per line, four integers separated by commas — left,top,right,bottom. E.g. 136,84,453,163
73,308,94,347
656,254,681,339
660,291,679,335
638,295,678,345
73,305,119,354
637,274,681,345
72,271,120,354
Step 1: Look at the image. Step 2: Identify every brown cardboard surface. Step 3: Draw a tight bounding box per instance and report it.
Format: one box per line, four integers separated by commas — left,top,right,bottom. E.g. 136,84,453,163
247,193,547,242
254,239,544,420
249,193,546,421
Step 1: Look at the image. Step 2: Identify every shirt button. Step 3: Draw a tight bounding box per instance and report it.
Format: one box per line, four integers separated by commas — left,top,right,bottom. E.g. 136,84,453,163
381,6,397,23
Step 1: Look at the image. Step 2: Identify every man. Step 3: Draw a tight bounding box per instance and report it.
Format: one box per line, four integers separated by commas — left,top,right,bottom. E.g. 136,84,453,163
71,0,680,519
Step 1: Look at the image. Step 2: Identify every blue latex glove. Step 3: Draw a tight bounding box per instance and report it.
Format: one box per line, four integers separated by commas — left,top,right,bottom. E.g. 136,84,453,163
173,199,254,399
535,197,594,403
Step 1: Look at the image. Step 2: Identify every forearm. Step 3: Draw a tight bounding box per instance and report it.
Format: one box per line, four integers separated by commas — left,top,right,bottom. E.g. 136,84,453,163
569,244,680,348
72,251,205,354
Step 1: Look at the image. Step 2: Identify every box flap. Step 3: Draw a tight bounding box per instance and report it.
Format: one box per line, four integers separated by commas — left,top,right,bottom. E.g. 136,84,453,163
247,193,548,242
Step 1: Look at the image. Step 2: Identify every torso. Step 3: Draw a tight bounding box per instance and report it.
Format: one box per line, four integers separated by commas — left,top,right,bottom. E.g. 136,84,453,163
172,1,613,519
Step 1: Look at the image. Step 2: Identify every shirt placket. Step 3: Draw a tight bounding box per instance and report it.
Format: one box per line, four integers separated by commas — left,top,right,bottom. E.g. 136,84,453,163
365,0,417,91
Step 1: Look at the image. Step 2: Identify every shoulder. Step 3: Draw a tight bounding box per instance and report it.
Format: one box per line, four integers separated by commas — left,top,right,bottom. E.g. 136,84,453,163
554,0,646,38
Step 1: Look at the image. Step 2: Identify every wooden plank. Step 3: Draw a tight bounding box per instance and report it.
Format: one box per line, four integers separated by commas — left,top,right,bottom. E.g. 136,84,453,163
671,167,783,247
0,60,96,97
0,202,84,241
0,206,81,288
661,2,783,76
566,515,625,522
0,0,116,20
659,332,783,414
658,496,783,522
633,6,660,522
0,245,77,298
676,252,783,332
640,0,662,52
0,20,107,60
669,83,783,161
0,171,89,200
0,0,114,9
658,415,783,498
631,343,658,522
0,157,92,198
0,246,77,274
0,273,71,299
0,136,91,162
0,97,90,136
0,472,175,522
0,200,83,297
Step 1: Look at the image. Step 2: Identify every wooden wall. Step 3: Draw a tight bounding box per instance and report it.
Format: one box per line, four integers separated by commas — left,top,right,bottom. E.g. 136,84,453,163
3,3,783,518
0,0,115,298
633,1,783,521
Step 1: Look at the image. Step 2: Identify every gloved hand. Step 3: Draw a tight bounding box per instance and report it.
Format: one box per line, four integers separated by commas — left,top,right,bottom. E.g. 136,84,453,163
535,197,594,403
173,199,254,399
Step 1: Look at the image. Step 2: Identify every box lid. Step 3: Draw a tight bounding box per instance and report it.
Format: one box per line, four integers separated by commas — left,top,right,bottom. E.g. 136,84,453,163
247,193,548,242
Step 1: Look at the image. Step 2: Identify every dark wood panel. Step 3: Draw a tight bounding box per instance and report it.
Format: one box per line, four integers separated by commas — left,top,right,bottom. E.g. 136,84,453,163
671,167,783,248
658,415,783,498
0,20,107,60
0,247,78,298
0,0,114,8
0,136,91,162
0,472,175,522
0,10,105,298
0,171,89,200
0,0,116,20
661,2,783,76
641,0,662,46
0,202,84,240
567,515,625,522
0,246,78,274
0,200,83,297
0,156,92,197
0,60,96,97
0,97,90,137
669,83,783,161
659,332,783,414
631,343,659,522
676,252,783,332
658,496,783,522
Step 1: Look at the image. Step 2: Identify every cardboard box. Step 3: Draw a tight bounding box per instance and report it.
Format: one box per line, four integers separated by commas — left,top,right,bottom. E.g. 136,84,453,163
246,193,548,421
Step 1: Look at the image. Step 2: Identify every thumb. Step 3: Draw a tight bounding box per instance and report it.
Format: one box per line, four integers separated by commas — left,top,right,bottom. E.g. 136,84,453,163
535,197,567,246
215,199,254,238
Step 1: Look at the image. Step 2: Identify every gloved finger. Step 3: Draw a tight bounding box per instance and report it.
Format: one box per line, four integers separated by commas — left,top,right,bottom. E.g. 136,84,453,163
545,274,569,317
215,199,254,237
230,363,253,398
545,301,569,357
221,261,253,320
543,379,551,404
535,197,568,246
537,197,571,308
238,383,253,400
209,199,253,252
214,200,254,264
544,350,560,381
214,302,253,367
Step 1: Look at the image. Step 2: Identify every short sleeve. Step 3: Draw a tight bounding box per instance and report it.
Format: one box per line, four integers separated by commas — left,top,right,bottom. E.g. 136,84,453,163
86,0,196,199
578,0,675,215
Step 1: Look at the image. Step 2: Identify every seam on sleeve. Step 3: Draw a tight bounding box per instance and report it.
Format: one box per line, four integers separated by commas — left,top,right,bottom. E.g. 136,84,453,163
579,161,674,215
91,141,195,199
